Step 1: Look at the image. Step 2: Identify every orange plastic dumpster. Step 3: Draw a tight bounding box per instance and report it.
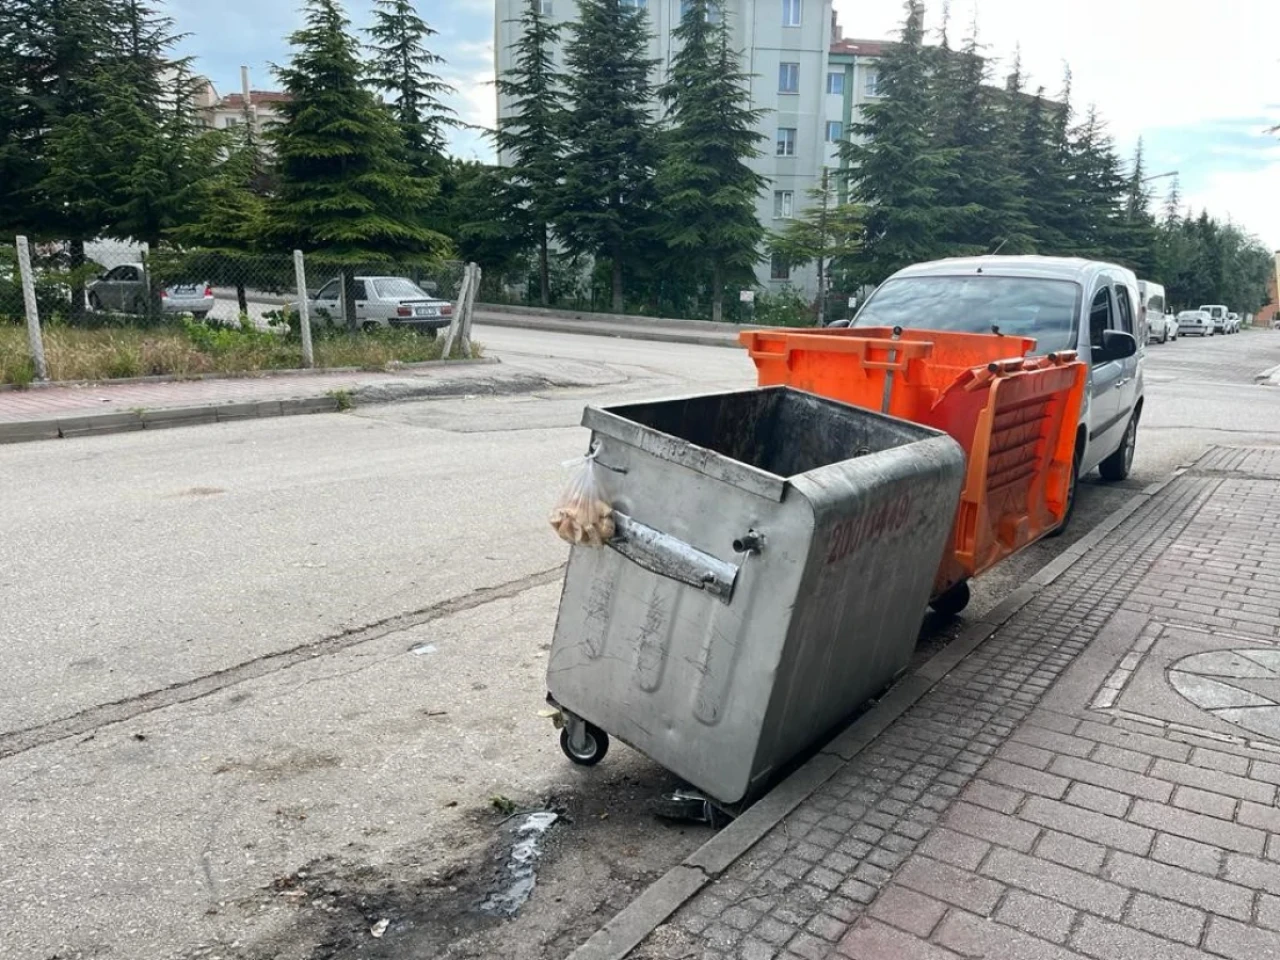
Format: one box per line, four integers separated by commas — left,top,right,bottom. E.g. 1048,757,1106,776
739,327,1087,610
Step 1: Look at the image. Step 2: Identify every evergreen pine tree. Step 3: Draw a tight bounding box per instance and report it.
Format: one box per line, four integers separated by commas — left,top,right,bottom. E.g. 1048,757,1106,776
931,22,1035,256
556,0,659,312
493,0,563,306
268,0,450,330
366,0,456,171
1114,138,1159,276
655,0,766,323
839,0,959,285
1067,105,1127,259
768,169,863,322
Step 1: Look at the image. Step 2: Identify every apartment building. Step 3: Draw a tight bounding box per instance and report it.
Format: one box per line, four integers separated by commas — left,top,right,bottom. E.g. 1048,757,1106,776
494,0,884,296
191,68,291,137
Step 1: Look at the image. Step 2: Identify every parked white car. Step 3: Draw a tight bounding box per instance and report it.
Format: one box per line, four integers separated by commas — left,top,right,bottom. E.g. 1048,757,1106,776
295,276,453,334
1200,304,1231,335
851,255,1144,515
1226,312,1242,333
87,263,215,319
1138,280,1173,344
1177,309,1214,336
1163,314,1178,341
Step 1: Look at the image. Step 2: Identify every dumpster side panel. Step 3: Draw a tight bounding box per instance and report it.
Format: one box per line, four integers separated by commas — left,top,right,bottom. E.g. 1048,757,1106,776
546,433,813,804
746,434,966,795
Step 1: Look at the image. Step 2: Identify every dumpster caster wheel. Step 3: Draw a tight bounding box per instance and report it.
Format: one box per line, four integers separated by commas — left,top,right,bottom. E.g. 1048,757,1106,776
561,724,609,766
930,581,971,616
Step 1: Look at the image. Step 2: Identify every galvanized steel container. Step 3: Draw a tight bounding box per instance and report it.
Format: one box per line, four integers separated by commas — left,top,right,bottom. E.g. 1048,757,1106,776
546,387,965,805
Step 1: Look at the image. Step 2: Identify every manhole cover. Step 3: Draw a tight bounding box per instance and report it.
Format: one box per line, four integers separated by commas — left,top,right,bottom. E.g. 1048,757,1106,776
1169,649,1280,741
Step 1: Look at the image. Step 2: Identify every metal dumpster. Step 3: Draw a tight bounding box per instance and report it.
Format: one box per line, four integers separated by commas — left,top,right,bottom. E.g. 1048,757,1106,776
545,387,965,806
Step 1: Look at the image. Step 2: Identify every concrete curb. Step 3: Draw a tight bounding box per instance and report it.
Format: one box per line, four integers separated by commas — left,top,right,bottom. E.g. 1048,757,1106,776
0,357,498,393
476,313,741,349
1256,362,1280,386
0,365,583,446
565,465,1191,960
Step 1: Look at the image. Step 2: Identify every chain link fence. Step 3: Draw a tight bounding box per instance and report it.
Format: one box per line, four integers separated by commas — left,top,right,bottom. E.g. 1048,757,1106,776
2,236,474,385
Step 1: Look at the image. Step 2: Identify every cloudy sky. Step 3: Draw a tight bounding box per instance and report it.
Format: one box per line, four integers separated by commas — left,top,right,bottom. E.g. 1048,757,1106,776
176,0,1279,249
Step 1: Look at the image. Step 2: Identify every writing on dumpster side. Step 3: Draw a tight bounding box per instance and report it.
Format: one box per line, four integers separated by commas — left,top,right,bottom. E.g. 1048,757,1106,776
825,491,913,566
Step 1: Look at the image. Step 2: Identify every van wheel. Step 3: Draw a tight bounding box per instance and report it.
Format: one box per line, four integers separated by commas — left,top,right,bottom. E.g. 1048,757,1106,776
1099,414,1138,482
1049,446,1083,537
929,581,970,616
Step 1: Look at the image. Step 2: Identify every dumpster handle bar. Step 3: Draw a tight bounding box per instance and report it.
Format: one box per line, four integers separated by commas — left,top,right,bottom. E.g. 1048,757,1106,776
607,512,740,604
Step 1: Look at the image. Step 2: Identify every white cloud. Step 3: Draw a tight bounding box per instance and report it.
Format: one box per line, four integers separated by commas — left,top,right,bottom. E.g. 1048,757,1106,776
1185,162,1280,249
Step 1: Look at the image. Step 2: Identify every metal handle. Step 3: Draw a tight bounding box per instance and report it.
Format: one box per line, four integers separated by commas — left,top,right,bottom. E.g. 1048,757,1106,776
607,513,740,604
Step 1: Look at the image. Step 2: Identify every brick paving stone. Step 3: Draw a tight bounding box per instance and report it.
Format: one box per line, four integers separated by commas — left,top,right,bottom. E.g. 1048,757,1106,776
1151,832,1226,875
1130,799,1266,855
1191,746,1251,776
1033,830,1107,875
941,801,1040,852
1047,755,1174,803
1064,781,1131,819
1172,784,1238,820
993,889,1077,943
1204,916,1280,960
1238,800,1280,833
1105,851,1254,919
1090,742,1154,774
1151,757,1276,805
932,909,1088,960
960,780,1024,815
981,759,1071,799
837,919,962,960
980,847,1129,919
865,887,947,938
1070,914,1208,960
918,827,991,870
896,857,1005,915
1223,852,1280,895
1020,796,1154,855
1125,892,1206,946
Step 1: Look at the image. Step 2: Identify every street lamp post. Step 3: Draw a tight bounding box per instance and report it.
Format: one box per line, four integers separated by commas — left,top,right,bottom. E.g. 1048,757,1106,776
1141,170,1179,184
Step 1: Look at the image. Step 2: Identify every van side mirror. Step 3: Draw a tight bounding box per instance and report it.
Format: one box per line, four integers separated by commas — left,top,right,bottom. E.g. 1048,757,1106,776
1098,330,1138,362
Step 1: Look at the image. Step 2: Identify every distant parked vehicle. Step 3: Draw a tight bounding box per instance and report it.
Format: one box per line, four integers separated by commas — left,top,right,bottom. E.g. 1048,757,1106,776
87,263,214,319
1227,312,1241,333
1163,313,1178,341
1177,309,1213,336
1138,280,1172,344
293,276,452,334
1200,304,1230,335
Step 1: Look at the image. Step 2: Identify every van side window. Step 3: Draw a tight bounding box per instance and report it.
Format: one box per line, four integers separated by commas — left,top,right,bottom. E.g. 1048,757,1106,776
1148,294,1164,316
1114,286,1135,335
1089,289,1113,350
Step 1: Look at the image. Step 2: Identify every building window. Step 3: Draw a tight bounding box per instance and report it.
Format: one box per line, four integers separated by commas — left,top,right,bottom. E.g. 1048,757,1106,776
781,0,801,27
225,117,240,127
827,71,844,95
825,120,842,142
865,68,882,97
539,0,552,13
624,0,647,7
770,253,791,281
776,127,796,156
778,62,799,94
678,0,717,18
773,190,794,219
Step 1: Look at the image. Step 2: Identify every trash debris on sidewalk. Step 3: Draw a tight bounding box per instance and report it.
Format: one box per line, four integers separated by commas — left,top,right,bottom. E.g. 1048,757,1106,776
478,811,559,917
652,789,733,828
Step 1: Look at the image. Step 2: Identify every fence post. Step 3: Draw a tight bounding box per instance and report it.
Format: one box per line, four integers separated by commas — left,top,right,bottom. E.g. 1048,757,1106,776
441,263,472,360
459,263,480,359
15,236,49,381
293,250,314,369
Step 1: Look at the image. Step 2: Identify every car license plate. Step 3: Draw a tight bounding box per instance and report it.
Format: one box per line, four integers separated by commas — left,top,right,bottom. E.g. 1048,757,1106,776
173,285,200,295
415,306,437,317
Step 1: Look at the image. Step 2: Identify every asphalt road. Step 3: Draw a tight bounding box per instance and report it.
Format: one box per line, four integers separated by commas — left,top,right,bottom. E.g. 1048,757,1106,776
4,325,1280,960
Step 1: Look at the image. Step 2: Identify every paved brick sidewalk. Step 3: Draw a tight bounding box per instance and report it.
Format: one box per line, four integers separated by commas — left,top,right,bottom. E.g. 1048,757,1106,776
628,446,1280,960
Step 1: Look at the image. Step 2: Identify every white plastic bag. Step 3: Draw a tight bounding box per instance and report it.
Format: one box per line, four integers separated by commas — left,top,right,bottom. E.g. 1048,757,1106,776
549,446,615,547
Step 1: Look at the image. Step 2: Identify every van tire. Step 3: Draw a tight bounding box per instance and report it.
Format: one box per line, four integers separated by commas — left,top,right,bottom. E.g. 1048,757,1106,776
1049,444,1083,537
1099,414,1138,482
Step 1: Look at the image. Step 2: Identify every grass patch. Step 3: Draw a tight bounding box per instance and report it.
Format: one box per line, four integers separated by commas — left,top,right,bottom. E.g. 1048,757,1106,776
0,320,480,386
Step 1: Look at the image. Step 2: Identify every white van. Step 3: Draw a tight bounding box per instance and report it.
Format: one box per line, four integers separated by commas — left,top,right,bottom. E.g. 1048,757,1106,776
1138,280,1172,344
849,257,1144,526
1200,304,1230,335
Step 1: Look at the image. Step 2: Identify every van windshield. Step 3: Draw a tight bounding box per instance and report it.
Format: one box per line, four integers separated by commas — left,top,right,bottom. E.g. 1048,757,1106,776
852,276,1081,354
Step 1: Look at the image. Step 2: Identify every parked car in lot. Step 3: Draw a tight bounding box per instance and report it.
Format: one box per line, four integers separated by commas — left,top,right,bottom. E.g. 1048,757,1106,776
294,276,452,334
850,256,1144,518
1163,313,1178,341
1227,312,1242,333
1138,280,1173,344
86,263,214,319
1177,309,1214,336
1200,304,1231,335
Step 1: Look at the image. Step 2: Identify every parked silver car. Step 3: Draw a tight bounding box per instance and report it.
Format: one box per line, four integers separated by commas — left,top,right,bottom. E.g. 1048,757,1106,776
297,276,453,334
86,263,214,319
1177,310,1214,336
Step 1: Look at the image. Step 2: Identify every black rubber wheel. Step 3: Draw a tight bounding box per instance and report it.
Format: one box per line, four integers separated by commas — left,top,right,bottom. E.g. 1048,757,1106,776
1099,413,1138,482
560,724,609,766
1049,445,1082,538
929,581,971,616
